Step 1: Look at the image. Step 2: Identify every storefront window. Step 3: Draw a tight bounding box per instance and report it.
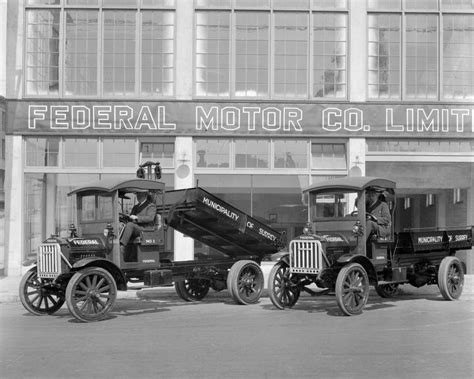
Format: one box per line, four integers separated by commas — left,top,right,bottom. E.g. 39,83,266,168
25,137,60,166
195,139,230,168
274,140,307,168
311,143,347,169
235,139,269,168
366,139,474,153
103,138,136,167
140,141,174,168
64,138,98,167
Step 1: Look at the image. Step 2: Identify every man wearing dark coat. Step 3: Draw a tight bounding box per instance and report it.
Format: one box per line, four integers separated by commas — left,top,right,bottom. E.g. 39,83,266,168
365,188,391,239
120,191,157,260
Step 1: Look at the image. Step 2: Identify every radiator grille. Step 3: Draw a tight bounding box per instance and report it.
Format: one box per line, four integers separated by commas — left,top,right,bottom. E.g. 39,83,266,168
289,240,323,274
38,243,62,279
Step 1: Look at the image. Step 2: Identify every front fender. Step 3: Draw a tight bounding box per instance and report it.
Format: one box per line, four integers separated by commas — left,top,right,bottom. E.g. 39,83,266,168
336,254,377,284
271,251,290,266
71,257,128,290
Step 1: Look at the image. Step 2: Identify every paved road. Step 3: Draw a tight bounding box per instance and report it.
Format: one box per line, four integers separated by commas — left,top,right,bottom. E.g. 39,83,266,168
1,285,473,379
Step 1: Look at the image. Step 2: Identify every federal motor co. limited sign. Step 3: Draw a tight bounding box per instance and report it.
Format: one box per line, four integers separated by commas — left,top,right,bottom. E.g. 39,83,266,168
6,100,474,138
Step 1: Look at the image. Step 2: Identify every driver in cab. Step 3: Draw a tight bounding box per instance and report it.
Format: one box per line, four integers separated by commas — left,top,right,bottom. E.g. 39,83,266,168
365,188,391,239
120,191,157,254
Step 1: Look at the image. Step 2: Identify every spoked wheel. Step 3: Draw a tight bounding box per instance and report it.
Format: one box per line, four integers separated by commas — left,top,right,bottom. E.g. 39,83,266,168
375,283,400,298
175,279,210,301
335,263,370,316
268,261,300,310
65,267,117,322
438,256,464,300
228,260,264,305
19,267,65,315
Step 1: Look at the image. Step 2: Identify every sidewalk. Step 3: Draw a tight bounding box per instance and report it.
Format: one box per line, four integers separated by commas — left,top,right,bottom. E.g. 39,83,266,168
2,262,473,304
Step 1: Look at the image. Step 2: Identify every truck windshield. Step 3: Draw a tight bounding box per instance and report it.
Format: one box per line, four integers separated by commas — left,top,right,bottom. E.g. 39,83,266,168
310,191,358,220
81,194,113,221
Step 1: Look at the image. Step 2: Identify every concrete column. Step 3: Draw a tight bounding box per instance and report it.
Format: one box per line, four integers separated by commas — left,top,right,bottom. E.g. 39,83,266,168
458,172,474,274
6,0,24,99
173,136,194,261
175,0,193,100
5,135,23,276
349,0,367,102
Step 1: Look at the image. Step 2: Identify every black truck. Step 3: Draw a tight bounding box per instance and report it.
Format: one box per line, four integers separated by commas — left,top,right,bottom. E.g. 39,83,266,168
19,176,284,322
267,176,472,315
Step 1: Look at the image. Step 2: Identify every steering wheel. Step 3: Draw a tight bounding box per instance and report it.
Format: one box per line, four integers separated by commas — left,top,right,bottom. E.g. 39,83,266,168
350,210,358,216
119,212,130,223
366,212,378,222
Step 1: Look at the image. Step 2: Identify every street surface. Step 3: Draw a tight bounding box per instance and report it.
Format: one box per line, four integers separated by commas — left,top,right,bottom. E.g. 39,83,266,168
1,286,473,379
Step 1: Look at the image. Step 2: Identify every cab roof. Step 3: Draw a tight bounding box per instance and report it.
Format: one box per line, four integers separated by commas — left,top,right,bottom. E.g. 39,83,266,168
68,178,165,196
303,176,396,194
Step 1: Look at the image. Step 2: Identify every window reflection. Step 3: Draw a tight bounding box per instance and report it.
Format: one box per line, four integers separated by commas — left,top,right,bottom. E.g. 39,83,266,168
140,142,174,168
235,139,269,168
64,138,97,167
311,143,347,169
274,140,307,168
195,139,230,168
25,138,60,167
103,139,136,167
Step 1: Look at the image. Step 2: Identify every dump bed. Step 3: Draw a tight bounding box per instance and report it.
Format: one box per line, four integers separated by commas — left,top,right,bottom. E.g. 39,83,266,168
395,228,473,253
161,187,284,259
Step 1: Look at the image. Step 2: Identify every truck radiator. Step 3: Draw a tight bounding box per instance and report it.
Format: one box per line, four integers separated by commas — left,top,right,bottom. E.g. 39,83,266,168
289,240,323,274
38,243,63,279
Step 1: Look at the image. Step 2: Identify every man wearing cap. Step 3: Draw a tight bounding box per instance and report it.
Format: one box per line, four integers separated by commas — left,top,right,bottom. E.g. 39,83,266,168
120,191,157,260
365,188,391,239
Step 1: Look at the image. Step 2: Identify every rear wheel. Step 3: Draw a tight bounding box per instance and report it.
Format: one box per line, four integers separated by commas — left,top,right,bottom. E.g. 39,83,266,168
375,283,399,298
335,263,369,316
19,268,65,315
438,256,464,300
175,279,210,301
228,260,264,305
268,261,300,310
66,267,117,322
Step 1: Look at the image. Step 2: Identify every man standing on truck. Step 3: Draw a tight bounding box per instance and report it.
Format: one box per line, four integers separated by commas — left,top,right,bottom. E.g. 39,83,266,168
365,188,391,239
120,191,157,261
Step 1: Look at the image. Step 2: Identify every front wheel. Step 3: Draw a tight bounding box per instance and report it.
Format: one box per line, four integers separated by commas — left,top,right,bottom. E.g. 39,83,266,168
335,263,369,316
19,268,65,315
65,267,117,322
175,279,210,301
438,256,464,300
268,261,300,310
228,260,264,305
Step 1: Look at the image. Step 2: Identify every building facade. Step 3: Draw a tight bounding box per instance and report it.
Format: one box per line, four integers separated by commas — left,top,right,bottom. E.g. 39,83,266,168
3,0,474,276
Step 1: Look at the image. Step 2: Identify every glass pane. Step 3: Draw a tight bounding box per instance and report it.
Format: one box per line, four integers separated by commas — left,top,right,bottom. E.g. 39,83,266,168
274,140,307,168
195,139,230,168
235,12,269,97
313,13,347,99
274,12,308,98
140,142,174,167
25,10,60,96
312,0,347,9
195,11,231,97
367,0,401,9
367,14,401,99
405,0,438,10
25,137,60,166
141,11,175,96
64,138,98,167
65,10,98,96
103,138,136,167
441,0,474,9
442,15,474,100
103,11,136,96
405,14,438,99
235,139,269,168
311,143,347,169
